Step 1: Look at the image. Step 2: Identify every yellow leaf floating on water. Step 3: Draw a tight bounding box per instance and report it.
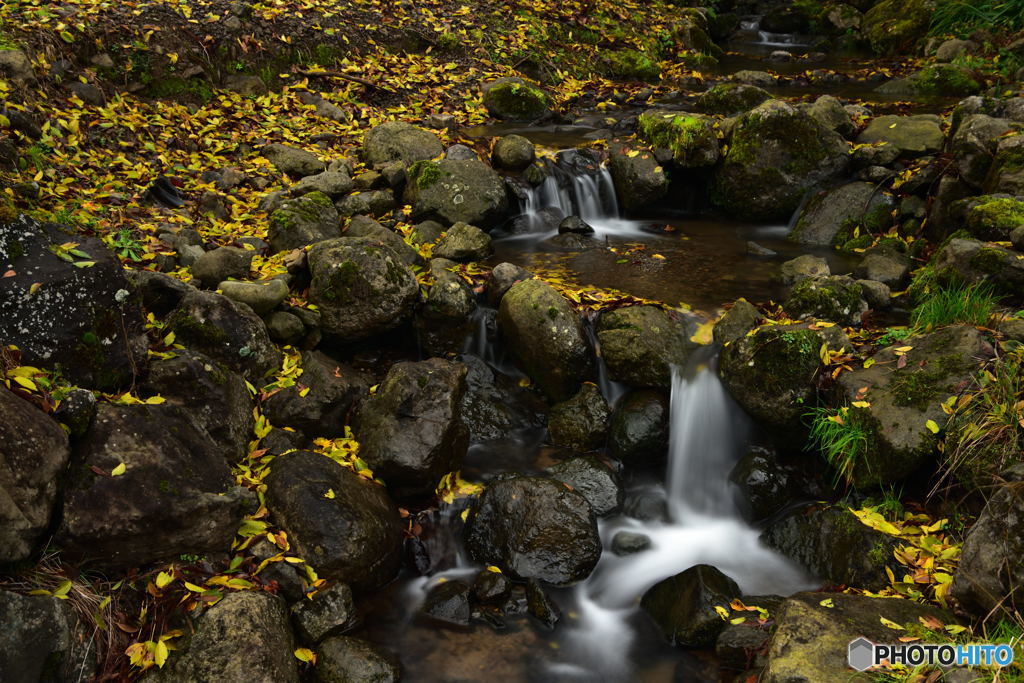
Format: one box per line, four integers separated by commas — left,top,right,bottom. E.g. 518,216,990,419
690,319,715,346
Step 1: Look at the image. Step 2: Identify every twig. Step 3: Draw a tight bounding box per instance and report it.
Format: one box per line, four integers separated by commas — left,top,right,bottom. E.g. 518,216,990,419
297,70,399,94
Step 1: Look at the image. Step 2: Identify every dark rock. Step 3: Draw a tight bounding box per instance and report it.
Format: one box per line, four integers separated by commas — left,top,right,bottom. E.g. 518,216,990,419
458,354,546,443
192,246,254,288
53,387,96,438
783,275,866,325
416,260,477,356
291,170,354,199
420,580,471,628
433,222,493,261
266,310,306,343
855,251,910,289
608,142,668,212
128,269,194,316
486,262,533,305
931,239,1024,299
611,531,652,555
788,182,895,246
472,569,513,604
985,133,1024,196
808,95,856,138
641,564,741,647
558,216,594,235
344,215,422,267
715,623,770,671
315,636,400,683
482,78,552,121
355,358,468,499
729,446,798,521
362,121,443,168
624,490,669,522
335,189,397,219
526,579,561,628
713,299,762,345
492,134,536,172
410,220,445,245
0,590,92,683
262,143,324,178
405,159,509,229
597,306,694,390
607,390,670,464
547,384,609,451
58,404,254,568
697,84,771,116
444,144,478,161
465,475,601,585
269,192,341,253
264,351,370,439
264,451,403,591
291,583,358,643
950,115,1013,189
548,455,623,516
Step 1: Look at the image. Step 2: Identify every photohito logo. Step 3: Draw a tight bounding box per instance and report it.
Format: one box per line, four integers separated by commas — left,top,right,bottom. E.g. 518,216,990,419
848,637,1015,671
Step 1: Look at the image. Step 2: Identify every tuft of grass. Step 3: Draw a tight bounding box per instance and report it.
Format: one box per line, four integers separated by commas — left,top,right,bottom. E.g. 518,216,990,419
910,280,1000,331
807,405,872,487
930,0,1024,36
863,485,905,521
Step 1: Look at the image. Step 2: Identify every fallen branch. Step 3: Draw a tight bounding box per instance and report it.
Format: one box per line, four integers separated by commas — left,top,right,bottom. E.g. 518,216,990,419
298,70,399,94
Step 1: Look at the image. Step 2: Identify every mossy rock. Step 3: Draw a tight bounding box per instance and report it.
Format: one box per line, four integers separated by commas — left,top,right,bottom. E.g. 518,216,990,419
361,121,443,168
788,181,896,246
964,196,1024,241
548,383,610,451
481,78,552,122
637,110,719,168
696,83,770,116
784,276,866,325
268,191,340,253
933,238,1024,299
404,159,509,228
604,49,661,82
861,0,935,54
596,305,695,389
914,64,981,97
984,134,1024,196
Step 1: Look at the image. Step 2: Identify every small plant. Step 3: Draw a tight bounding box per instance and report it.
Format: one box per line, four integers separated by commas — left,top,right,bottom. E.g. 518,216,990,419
877,326,913,346
807,405,872,486
863,485,905,521
910,280,1000,331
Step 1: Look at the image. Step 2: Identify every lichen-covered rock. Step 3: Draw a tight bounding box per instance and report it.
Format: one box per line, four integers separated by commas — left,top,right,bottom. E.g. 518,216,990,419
608,142,669,212
783,276,866,325
265,451,403,590
315,636,400,683
307,236,419,342
640,565,741,647
481,78,552,121
696,83,771,116
291,170,353,199
607,390,670,464
787,182,895,246
361,121,443,168
547,455,623,516
335,189,397,219
856,114,944,157
498,279,593,402
355,358,468,499
465,475,601,585
157,592,298,683
492,134,536,172
0,216,148,391
637,110,720,168
268,192,341,253
861,0,935,54
711,100,849,220
405,159,509,228
932,238,1024,299
263,351,370,439
950,115,1013,189
596,305,694,390
58,404,255,568
779,255,830,284
167,290,282,380
0,388,70,563
547,383,609,451
262,143,325,178
835,326,993,486
433,222,493,261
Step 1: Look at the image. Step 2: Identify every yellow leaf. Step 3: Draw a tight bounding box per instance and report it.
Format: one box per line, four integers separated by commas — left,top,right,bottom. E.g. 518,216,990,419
881,616,905,630
323,488,335,499
819,342,829,364
111,462,127,476
183,582,206,592
690,319,715,346
12,376,37,391
154,640,169,668
925,419,939,434
819,598,834,608
53,579,72,598
863,358,875,369
486,565,502,573
852,401,870,408
730,616,746,625
294,648,316,663
155,571,174,588
714,605,729,620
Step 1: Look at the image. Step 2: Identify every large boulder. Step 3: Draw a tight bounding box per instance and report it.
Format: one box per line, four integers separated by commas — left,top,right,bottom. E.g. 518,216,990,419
0,388,70,563
481,78,552,121
607,390,670,464
433,222,493,262
192,246,253,289
548,456,623,516
835,326,993,486
307,236,419,342
856,114,944,158
458,354,546,443
0,217,147,391
498,279,593,402
57,404,255,568
984,133,1024,195
355,358,468,499
596,306,694,390
361,121,443,168
141,350,254,463
952,464,1024,617
933,238,1024,299
763,592,953,682
711,100,848,220
783,276,867,325
263,351,370,439
787,182,896,246
640,565,741,647
157,592,298,683
762,506,900,590
416,260,477,356
268,192,341,253
637,110,720,168
547,383,609,451
404,159,509,228
950,114,1014,189
608,142,669,212
492,134,536,172
0,590,92,683
861,0,935,54
696,83,772,116
344,215,422,267
167,290,282,381
465,475,601,585
264,451,403,590
955,195,1024,242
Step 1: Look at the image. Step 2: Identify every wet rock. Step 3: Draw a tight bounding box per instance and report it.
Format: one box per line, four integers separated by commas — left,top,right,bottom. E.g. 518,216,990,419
808,95,856,138
857,114,944,158
492,134,536,172
265,451,403,591
158,592,297,683
611,531,652,555
624,489,669,521
0,217,148,391
715,622,770,670
482,78,552,121
291,170,353,199
264,351,370,439
361,121,443,168
547,384,609,451
141,350,254,463
0,388,70,563
950,115,1013,189
486,263,533,305
444,144,478,161
355,358,468,499
778,255,830,284
53,387,96,438
608,141,668,211
526,579,561,629
498,279,593,402
0,590,92,683
433,221,493,261
835,326,993,486
637,110,720,168
697,83,772,116
952,464,1024,617
315,636,400,683
405,158,509,228
597,305,693,390
420,580,471,628
307,236,419,342
58,404,254,568
855,251,910,289
168,290,281,380
416,260,477,356
268,192,341,253
730,446,798,521
192,246,254,287
720,322,851,432
712,100,848,220
607,389,670,464
344,215,422,267
641,564,741,647
262,143,324,178
266,310,306,343
787,181,895,246
291,583,357,643
784,275,866,325
861,0,933,54
465,475,601,585
548,455,623,516
473,568,513,604
713,299,762,345
763,505,899,590
763,592,953,682
458,354,545,443
559,216,594,235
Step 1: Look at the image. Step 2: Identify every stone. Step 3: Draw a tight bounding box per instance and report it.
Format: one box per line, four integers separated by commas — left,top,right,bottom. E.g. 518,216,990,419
526,579,561,629
128,269,195,316
344,215,422,267
611,531,652,555
935,38,977,61
57,404,254,568
596,305,693,390
361,121,443,168
433,221,493,261
857,115,944,158
934,239,1024,299
641,565,741,647
636,110,720,168
481,78,552,121
492,134,536,172
861,0,934,54
809,95,856,138
783,275,866,325
269,192,341,253
472,569,513,604
713,299,762,345
52,388,96,437
292,583,358,643
192,246,254,287
315,636,400,683
0,590,91,683
608,142,668,211
265,451,403,591
547,455,623,516
559,216,594,235
405,158,509,229
607,390,670,464
547,384,610,451
217,278,289,315
262,143,325,178
779,255,830,284
950,114,1013,189
263,351,370,439
855,251,910,289
266,310,306,343
0,49,34,82
335,189,397,219
730,70,776,88
697,84,772,116
291,170,354,199
420,580,471,628
787,181,896,246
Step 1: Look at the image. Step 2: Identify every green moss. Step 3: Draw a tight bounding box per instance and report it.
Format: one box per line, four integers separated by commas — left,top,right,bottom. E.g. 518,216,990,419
637,112,716,164
971,247,1008,275
868,540,890,566
547,306,560,320
416,375,428,388
408,160,445,190
485,81,551,119
698,83,770,115
786,278,862,322
889,354,964,409
967,197,1024,240
322,259,360,304
915,64,981,96
757,328,822,393
168,310,230,346
604,49,661,82
145,76,214,102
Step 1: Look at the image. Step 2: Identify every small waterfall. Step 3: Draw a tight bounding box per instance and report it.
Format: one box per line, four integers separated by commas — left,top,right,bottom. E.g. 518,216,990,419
518,155,620,233
584,317,628,408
